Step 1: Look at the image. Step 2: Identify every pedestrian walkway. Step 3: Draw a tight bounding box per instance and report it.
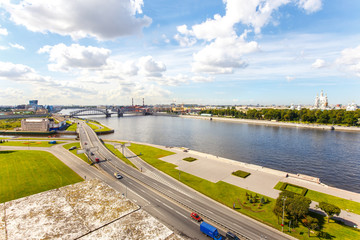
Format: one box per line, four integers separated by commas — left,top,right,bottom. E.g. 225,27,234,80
129,141,360,227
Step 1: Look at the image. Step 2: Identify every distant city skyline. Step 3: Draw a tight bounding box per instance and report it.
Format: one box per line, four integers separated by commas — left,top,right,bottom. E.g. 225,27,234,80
0,0,359,105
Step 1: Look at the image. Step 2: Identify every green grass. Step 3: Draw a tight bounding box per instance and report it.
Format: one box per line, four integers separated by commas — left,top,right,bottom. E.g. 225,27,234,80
285,184,304,194
0,150,83,203
0,118,21,130
232,170,251,178
86,120,112,132
275,181,360,215
66,123,77,131
63,142,92,164
0,140,63,147
183,157,197,162
128,144,360,239
104,143,138,169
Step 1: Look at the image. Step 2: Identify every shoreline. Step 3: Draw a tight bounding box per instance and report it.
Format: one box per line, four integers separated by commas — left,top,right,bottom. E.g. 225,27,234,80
178,115,360,133
105,138,360,202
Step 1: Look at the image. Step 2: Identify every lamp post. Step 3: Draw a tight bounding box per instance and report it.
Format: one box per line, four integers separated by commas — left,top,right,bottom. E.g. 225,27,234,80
282,197,287,232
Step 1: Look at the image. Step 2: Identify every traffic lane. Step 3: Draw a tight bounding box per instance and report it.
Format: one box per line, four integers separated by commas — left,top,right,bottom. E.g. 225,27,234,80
80,123,290,240
118,174,208,240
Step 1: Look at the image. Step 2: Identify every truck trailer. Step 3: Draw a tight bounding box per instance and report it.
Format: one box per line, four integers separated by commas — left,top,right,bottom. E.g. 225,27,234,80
200,222,223,240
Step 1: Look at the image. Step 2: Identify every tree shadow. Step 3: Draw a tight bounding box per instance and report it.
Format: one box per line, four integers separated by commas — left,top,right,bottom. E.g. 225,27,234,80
0,150,16,154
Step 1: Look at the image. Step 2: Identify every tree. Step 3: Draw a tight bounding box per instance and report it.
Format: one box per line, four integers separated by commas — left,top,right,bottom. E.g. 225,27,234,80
317,202,341,223
273,204,283,224
286,195,311,225
302,216,319,237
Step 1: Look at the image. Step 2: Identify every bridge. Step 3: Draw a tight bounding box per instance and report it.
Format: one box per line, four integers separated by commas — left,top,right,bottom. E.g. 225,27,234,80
69,107,152,118
70,108,114,117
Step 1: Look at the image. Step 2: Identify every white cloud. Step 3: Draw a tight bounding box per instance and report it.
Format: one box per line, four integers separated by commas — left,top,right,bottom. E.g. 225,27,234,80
2,0,152,40
139,56,166,77
312,58,326,68
9,43,25,50
286,75,296,81
0,46,8,50
38,43,111,72
192,36,258,74
191,75,214,83
298,0,322,14
0,25,8,36
335,45,360,77
174,25,197,47
0,61,48,82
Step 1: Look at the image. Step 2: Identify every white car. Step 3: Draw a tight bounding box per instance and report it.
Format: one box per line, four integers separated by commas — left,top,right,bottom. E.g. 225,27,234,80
114,172,123,179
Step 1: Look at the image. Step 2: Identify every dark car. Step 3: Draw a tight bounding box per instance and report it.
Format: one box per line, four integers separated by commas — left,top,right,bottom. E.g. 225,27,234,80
90,152,94,156
190,212,202,222
226,231,240,240
69,146,77,150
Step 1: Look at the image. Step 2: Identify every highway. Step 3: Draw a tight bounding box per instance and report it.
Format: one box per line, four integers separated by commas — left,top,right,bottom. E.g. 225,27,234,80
77,121,293,240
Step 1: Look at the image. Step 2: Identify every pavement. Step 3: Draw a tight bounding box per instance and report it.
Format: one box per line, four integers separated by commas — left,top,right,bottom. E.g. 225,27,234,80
121,140,360,228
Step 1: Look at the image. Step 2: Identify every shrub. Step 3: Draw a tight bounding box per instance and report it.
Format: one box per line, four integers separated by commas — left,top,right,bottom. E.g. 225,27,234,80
183,157,197,162
232,170,251,178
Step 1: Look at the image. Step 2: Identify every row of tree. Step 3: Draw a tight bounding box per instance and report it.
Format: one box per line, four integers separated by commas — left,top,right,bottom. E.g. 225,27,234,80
199,108,360,126
273,191,341,237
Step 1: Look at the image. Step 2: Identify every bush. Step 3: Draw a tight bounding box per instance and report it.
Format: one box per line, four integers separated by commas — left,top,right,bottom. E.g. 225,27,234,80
182,157,197,162
232,170,251,178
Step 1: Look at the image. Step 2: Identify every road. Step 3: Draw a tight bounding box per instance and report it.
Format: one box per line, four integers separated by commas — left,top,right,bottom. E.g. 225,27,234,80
77,121,294,240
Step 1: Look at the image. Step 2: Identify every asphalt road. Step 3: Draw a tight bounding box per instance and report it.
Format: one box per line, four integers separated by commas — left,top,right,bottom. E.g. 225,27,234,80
77,121,294,240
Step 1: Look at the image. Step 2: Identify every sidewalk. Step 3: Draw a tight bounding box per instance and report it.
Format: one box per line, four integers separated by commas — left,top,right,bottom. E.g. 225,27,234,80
130,141,360,227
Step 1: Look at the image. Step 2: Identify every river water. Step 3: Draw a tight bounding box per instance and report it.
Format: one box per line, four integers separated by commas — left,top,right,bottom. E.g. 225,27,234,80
68,112,360,193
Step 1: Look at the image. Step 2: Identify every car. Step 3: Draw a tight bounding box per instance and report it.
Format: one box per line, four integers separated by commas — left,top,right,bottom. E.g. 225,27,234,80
69,146,77,150
226,231,240,240
190,212,202,222
84,142,87,145
95,157,100,163
90,152,94,156
114,172,123,179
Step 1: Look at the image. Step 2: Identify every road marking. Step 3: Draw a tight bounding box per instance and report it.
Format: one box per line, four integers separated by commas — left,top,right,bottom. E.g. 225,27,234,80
206,209,214,214
140,189,146,193
184,199,191,203
128,182,134,185
162,203,173,210
175,210,187,219
154,198,160,202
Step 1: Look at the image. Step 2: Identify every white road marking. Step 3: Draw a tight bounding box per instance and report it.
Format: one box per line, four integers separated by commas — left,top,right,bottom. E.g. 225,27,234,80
162,203,173,210
175,210,188,219
206,209,214,214
129,182,134,185
154,198,160,202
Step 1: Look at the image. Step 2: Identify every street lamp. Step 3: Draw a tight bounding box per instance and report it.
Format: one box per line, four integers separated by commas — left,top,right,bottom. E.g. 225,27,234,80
282,197,287,232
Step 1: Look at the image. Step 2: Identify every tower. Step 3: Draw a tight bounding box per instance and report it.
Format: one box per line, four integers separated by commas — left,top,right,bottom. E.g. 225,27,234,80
143,98,144,107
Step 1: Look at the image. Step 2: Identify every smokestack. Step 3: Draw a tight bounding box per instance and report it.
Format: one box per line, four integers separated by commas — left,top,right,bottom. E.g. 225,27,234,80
143,98,144,107
132,98,134,106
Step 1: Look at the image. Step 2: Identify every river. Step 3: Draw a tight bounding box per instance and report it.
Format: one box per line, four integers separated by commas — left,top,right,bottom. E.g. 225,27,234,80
67,112,360,193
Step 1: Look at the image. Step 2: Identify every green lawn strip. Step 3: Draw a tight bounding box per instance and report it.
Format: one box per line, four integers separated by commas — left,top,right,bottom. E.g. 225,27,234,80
285,184,304,195
66,123,77,131
232,170,251,178
86,120,112,132
0,141,64,147
129,144,359,239
0,150,83,203
183,157,197,162
104,143,138,169
275,181,360,215
63,142,92,165
17,137,73,140
86,122,99,131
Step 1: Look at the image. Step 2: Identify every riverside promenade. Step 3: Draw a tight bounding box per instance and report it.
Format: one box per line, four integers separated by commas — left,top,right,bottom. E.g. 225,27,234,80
122,140,360,227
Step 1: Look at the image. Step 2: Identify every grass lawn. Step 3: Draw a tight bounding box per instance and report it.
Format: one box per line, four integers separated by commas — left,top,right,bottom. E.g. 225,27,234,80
86,120,112,132
285,184,304,195
275,182,360,215
66,123,77,131
0,150,83,203
63,142,92,164
232,170,251,178
104,143,138,169
0,140,64,147
128,143,360,239
183,157,197,162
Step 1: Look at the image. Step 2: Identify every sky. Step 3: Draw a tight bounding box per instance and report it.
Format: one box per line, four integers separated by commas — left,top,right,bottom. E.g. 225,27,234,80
0,0,359,106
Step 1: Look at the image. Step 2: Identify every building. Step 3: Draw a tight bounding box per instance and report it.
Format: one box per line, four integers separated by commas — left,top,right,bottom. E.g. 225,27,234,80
314,90,328,109
21,118,49,132
346,102,358,111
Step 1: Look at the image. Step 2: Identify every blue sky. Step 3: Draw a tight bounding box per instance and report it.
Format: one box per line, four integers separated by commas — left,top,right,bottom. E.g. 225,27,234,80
0,0,359,106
